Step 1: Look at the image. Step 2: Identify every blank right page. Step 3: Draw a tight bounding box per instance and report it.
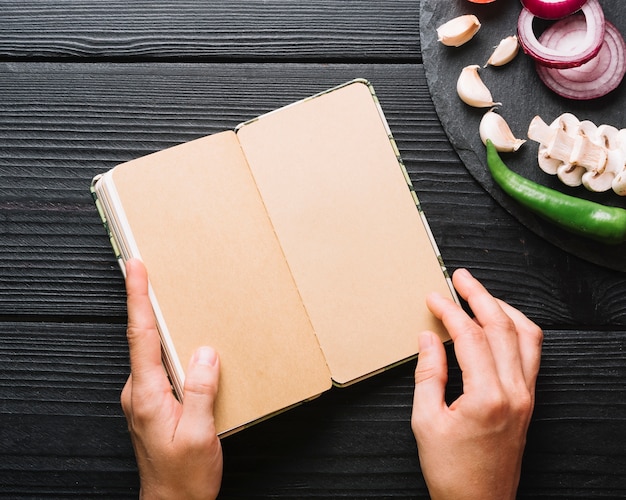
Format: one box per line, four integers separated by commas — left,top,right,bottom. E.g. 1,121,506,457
236,80,454,385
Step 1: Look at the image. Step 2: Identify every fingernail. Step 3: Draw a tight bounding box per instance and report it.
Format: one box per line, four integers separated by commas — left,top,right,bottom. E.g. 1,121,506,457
455,268,472,279
193,346,218,367
427,291,443,301
419,331,433,351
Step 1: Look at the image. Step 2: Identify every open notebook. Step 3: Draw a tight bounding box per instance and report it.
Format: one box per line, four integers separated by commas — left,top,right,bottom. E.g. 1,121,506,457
91,79,456,436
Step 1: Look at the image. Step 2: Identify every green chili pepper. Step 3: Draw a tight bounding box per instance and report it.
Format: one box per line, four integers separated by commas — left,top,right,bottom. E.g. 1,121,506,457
485,139,626,245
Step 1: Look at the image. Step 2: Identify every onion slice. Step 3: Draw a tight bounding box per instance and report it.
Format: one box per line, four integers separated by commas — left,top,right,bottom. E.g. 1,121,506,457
536,20,626,100
520,0,588,20
517,0,605,69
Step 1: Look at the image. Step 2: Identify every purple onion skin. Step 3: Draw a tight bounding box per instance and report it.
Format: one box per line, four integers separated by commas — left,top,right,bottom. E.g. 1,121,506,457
520,0,588,20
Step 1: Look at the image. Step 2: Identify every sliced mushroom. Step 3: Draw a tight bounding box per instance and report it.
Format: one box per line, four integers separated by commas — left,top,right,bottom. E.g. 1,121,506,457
527,112,626,195
556,163,584,187
612,169,626,196
537,147,561,174
582,169,615,192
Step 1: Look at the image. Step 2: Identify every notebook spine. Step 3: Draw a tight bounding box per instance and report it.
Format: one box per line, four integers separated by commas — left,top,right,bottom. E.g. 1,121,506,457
90,175,126,275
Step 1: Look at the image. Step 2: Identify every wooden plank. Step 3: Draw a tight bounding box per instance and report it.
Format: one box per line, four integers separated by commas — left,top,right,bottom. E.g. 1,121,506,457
0,0,420,61
0,321,623,497
0,62,625,326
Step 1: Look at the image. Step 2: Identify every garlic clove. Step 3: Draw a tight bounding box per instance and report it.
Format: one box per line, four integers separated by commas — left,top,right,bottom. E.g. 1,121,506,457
485,35,519,67
457,65,501,108
479,110,526,152
437,15,481,47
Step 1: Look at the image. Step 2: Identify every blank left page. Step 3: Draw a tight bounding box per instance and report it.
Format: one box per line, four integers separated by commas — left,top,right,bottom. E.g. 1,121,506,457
109,131,331,435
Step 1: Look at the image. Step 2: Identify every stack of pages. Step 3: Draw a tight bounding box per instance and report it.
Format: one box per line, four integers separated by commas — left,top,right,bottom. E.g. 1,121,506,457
91,79,456,436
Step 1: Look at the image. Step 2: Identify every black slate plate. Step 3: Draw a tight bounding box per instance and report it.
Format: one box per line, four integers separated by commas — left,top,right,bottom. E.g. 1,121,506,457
420,0,626,271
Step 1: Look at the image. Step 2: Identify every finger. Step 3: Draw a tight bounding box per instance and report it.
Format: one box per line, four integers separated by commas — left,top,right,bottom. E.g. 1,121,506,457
452,269,525,386
125,258,170,391
120,375,132,418
496,299,543,392
178,346,221,439
412,331,448,428
426,289,499,394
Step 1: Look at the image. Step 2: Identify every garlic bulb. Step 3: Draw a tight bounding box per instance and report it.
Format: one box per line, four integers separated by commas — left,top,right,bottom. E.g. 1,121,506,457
437,15,481,47
479,110,526,152
457,65,501,108
485,35,519,67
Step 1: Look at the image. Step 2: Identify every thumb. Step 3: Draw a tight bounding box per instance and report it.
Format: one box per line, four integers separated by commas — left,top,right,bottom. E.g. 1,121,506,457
412,331,447,430
178,346,221,433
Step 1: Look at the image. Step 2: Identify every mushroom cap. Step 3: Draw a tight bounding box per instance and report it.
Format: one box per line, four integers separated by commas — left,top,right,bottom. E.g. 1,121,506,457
537,146,561,174
582,169,614,192
612,170,626,195
553,113,580,136
597,124,620,149
556,163,584,187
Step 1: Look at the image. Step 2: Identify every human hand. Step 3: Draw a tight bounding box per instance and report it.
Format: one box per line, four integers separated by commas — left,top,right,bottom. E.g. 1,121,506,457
120,258,223,500
412,268,543,500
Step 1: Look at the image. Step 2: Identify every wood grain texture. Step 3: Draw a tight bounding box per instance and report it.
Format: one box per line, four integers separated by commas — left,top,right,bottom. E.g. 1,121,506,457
0,0,625,496
0,322,623,498
1,62,625,326
0,0,420,61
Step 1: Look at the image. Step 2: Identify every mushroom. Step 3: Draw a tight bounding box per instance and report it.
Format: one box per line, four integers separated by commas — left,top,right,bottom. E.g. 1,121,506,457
557,163,584,187
527,112,626,195
612,169,626,196
538,149,561,175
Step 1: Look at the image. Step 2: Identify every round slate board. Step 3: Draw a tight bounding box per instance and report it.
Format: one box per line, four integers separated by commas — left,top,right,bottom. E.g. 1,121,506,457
420,0,626,271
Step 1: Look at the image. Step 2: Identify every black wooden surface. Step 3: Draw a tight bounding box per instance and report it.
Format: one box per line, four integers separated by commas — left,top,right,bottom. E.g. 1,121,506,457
0,1,624,498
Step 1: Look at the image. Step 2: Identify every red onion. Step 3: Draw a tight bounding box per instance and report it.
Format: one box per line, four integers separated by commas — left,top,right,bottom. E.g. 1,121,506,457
517,0,605,69
520,0,588,20
535,20,626,100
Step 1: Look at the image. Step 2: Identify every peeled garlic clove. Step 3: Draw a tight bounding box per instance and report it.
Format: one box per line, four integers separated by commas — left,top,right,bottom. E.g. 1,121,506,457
485,35,519,67
437,15,481,47
479,110,526,152
457,65,501,108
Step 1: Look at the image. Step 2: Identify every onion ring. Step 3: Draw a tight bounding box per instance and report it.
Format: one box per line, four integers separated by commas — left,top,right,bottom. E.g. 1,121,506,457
520,0,588,20
536,20,626,100
517,0,605,69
